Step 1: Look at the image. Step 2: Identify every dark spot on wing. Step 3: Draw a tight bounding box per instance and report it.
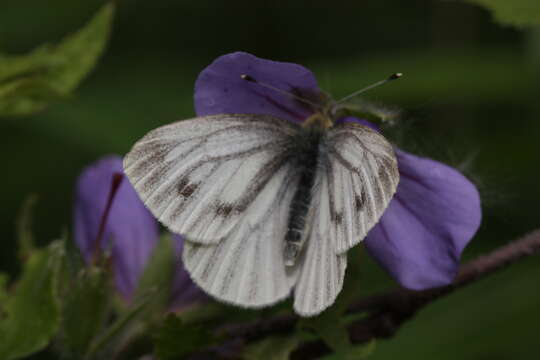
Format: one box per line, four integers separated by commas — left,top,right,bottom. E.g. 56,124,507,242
378,166,392,189
178,177,189,191
180,183,199,198
332,212,343,224
355,189,366,211
177,177,199,198
216,203,234,217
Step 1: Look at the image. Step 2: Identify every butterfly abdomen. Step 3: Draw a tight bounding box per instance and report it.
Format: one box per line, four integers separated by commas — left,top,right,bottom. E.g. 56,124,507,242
284,128,321,266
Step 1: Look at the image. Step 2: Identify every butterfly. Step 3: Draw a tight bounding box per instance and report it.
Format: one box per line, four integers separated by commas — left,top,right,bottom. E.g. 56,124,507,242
123,74,400,317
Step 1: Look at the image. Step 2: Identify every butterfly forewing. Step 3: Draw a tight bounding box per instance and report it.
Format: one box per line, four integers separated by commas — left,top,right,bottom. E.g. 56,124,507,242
123,114,300,245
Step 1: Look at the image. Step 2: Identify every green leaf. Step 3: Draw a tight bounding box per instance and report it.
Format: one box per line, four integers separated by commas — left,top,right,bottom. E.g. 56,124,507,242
0,242,63,359
243,335,301,360
178,302,230,325
460,0,540,27
0,273,8,307
153,314,215,360
0,3,114,117
87,291,155,358
51,230,111,358
60,235,176,358
58,265,112,358
348,340,377,359
299,306,350,354
320,340,377,360
132,234,176,320
15,194,38,259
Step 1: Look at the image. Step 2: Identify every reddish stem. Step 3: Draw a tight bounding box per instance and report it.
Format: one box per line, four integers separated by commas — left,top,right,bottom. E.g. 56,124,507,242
92,172,124,263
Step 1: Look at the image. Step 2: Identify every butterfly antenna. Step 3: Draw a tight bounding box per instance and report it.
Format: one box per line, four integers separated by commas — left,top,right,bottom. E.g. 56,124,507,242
240,74,321,109
336,73,403,104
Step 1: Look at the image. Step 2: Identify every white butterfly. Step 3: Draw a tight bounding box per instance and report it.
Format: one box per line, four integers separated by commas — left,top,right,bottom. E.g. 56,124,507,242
123,84,399,317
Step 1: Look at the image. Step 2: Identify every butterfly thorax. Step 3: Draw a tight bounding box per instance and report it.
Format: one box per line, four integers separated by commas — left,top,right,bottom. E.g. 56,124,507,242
302,111,333,130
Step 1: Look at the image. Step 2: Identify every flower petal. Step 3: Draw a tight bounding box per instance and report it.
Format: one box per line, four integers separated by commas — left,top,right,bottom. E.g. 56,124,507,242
194,51,320,122
364,149,481,290
336,116,380,131
169,235,207,311
74,155,159,298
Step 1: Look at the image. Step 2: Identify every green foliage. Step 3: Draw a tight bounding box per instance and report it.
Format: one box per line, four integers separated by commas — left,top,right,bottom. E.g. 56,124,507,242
316,48,536,109
298,297,359,359
0,273,7,304
243,335,301,360
153,314,215,359
321,340,377,360
300,306,375,360
0,242,63,360
461,0,540,27
15,194,38,259
0,3,114,117
299,305,350,353
58,235,174,359
87,291,155,358
58,265,111,358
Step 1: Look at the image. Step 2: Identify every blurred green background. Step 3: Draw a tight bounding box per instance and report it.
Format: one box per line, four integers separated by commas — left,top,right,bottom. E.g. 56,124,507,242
1,0,539,359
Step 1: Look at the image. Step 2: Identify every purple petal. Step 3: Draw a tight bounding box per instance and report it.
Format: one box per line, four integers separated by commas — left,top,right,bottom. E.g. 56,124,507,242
336,116,380,131
74,155,159,298
364,149,481,290
194,52,320,123
169,234,207,311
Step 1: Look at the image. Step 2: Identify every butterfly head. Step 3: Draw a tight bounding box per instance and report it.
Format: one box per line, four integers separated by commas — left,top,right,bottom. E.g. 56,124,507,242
301,96,335,130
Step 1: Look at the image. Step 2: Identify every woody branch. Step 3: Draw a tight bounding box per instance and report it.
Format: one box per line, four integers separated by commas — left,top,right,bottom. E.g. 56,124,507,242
216,229,540,358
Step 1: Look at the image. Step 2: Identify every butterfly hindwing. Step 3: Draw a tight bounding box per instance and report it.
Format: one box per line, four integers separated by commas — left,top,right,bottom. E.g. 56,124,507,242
182,162,300,307
293,122,398,316
124,114,300,245
293,167,347,316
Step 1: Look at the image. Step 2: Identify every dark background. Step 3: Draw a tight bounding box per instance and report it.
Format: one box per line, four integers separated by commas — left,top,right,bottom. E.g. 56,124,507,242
1,0,539,359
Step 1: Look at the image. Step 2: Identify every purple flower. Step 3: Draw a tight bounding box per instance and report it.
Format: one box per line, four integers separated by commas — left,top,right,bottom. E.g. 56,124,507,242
74,155,205,306
194,52,482,290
